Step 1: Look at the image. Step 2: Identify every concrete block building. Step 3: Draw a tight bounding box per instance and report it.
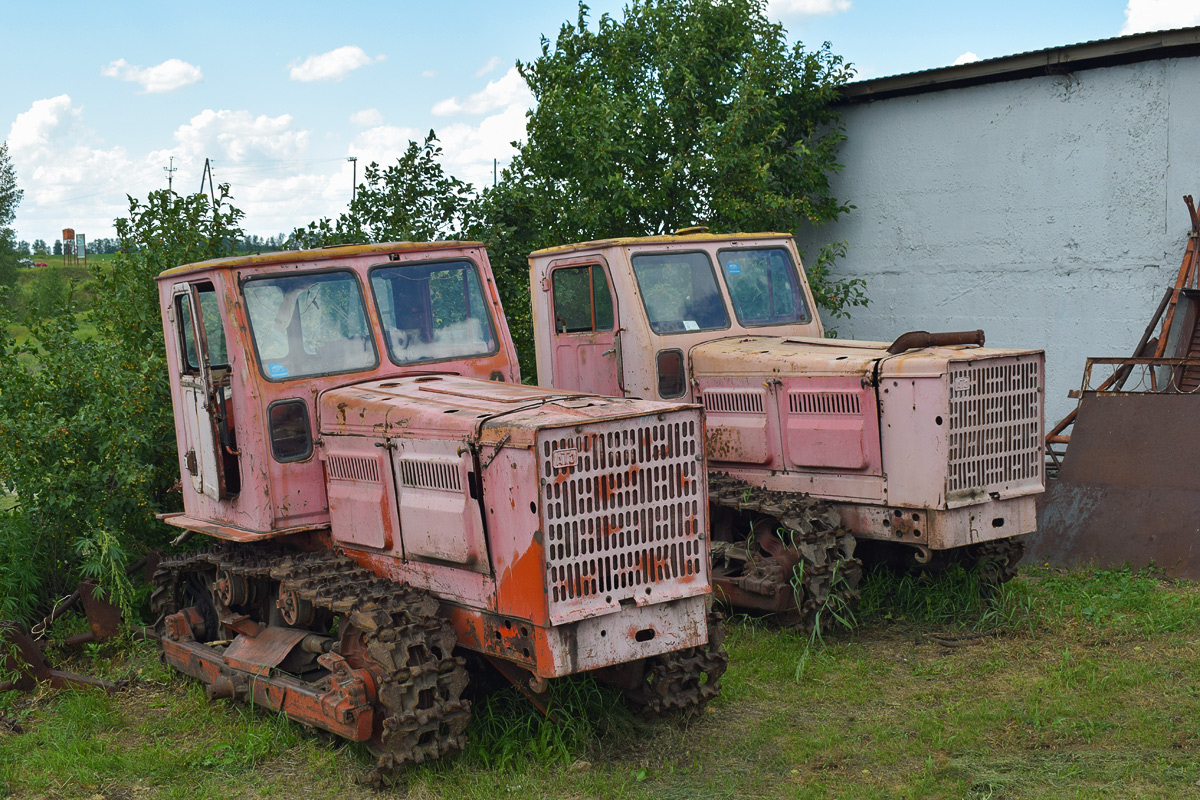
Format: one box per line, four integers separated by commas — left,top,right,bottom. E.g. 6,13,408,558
796,27,1200,425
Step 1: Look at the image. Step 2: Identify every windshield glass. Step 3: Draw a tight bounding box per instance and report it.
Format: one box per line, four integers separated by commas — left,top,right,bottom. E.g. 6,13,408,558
369,260,498,365
630,251,729,334
717,247,810,327
243,271,377,381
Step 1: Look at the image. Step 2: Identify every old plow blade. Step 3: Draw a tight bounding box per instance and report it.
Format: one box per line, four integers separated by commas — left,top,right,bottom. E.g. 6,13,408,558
0,579,134,695
1034,387,1200,578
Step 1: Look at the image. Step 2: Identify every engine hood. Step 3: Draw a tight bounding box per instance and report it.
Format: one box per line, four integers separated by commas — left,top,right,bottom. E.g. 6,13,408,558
319,374,698,447
689,336,1042,380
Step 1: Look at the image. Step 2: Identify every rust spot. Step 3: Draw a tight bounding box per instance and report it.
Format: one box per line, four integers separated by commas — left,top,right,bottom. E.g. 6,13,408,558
481,615,535,665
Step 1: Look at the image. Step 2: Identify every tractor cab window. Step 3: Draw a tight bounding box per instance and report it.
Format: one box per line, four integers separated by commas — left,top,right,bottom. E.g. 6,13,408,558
630,252,729,334
369,259,498,365
176,285,228,374
718,247,810,327
243,271,378,381
552,264,614,333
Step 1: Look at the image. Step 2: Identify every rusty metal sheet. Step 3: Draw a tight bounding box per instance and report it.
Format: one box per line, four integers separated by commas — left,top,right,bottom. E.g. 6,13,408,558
1030,392,1200,578
223,626,310,676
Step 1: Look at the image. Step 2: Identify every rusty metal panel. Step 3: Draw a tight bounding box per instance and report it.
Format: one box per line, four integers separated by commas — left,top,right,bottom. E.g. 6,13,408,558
539,410,709,626
1031,392,1200,578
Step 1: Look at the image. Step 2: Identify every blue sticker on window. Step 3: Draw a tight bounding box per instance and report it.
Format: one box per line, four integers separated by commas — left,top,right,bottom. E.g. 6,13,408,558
727,262,741,274
268,363,289,378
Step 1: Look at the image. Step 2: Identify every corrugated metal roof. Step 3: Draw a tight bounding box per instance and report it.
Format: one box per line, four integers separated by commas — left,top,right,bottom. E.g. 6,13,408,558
840,25,1200,103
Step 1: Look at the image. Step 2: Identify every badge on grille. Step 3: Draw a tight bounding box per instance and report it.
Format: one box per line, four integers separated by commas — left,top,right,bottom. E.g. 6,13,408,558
952,375,972,394
552,448,578,470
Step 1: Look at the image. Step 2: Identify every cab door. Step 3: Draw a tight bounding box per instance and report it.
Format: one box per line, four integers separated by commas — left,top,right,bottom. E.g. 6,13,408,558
170,281,239,500
548,259,623,396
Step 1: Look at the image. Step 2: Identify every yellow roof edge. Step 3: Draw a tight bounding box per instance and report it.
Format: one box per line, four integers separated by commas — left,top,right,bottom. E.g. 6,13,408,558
157,240,485,280
528,232,794,258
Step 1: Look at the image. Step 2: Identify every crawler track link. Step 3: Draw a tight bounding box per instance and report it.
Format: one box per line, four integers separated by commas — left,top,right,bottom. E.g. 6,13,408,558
621,612,728,719
708,474,862,633
152,544,470,785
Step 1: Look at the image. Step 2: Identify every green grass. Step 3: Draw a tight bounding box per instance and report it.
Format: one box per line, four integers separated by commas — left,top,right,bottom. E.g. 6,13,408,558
2,567,1199,799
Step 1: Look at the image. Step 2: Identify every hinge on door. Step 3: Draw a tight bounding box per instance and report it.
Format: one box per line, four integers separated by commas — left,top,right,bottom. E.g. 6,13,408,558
184,450,198,476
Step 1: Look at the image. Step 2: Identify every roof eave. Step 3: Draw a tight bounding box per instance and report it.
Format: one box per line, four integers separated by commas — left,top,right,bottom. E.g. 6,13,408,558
839,26,1200,104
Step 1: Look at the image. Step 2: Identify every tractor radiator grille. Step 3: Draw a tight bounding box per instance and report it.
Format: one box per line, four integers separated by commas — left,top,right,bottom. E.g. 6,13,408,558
946,356,1043,496
540,412,707,624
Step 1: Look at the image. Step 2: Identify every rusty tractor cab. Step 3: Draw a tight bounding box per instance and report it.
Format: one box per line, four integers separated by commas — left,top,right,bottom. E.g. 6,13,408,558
529,233,1045,629
154,242,725,782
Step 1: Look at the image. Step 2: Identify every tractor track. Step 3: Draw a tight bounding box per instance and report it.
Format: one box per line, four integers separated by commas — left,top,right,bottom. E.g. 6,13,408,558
151,544,470,786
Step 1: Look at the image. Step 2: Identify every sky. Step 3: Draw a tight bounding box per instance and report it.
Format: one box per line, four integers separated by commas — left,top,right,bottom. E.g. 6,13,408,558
3,0,1200,247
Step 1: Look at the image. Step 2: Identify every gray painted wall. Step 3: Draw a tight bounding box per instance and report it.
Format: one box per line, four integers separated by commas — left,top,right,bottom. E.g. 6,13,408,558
796,57,1200,425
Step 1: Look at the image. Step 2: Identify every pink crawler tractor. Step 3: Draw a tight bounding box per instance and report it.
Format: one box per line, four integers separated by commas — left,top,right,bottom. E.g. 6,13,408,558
529,232,1045,629
153,242,725,782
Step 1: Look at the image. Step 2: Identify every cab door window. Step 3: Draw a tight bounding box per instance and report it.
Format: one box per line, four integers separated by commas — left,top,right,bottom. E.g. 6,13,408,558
552,264,614,333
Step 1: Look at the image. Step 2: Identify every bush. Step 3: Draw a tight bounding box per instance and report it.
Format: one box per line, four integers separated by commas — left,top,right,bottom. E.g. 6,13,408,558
0,188,244,622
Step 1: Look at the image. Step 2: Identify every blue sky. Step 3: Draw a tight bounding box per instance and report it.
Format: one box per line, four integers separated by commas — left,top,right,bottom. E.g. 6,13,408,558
3,0,1198,246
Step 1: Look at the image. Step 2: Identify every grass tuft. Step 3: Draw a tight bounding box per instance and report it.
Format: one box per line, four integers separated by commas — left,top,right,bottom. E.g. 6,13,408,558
466,675,634,771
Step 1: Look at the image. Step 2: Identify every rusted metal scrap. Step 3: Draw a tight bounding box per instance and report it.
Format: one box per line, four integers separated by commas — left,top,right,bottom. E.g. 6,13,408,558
0,558,159,695
0,619,120,694
1033,195,1200,577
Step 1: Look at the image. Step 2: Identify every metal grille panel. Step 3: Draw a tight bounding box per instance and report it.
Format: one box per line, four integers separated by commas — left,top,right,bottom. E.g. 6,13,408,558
540,412,707,623
789,391,862,415
326,455,380,483
947,356,1043,495
701,389,764,414
399,458,461,492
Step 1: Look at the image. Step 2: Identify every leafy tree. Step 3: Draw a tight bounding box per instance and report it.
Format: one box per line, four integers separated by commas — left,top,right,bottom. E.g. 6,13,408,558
53,239,62,256
0,142,23,294
32,239,46,255
0,229,18,294
478,0,866,365
291,131,476,248
0,187,244,621
0,142,20,231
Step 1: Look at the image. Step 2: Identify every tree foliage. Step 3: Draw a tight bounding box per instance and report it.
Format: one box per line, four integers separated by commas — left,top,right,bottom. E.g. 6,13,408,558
477,0,866,356
0,142,24,294
291,132,476,249
0,188,244,621
0,142,21,230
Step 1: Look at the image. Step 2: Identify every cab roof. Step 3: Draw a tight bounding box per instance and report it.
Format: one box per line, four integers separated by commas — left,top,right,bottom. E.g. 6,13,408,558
156,240,484,281
528,232,793,258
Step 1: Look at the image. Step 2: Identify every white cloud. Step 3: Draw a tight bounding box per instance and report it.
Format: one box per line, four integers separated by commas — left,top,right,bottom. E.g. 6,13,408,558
437,103,529,188
8,95,82,157
422,70,436,79
475,56,502,77
171,109,308,161
767,0,851,17
289,46,384,82
350,108,384,127
349,124,424,166
101,58,203,93
432,66,532,117
1121,0,1200,34
7,96,150,241
953,52,981,65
